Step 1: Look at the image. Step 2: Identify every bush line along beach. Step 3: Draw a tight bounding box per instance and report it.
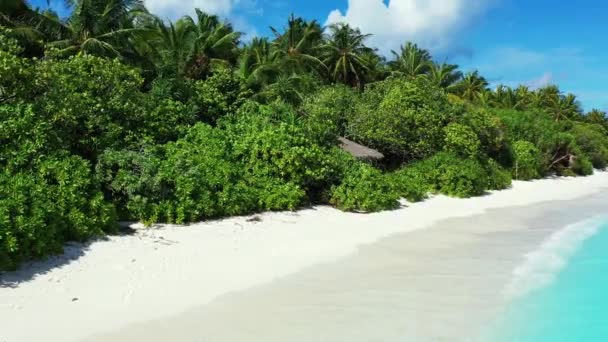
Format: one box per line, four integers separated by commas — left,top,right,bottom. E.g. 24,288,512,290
2,1,608,272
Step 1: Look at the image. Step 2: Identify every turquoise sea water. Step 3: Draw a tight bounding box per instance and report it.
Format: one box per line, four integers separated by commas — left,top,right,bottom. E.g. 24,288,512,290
489,217,608,342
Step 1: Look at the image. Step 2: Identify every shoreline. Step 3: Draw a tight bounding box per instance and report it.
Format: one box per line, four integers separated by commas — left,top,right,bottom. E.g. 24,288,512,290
1,172,608,342
85,192,608,342
504,214,608,300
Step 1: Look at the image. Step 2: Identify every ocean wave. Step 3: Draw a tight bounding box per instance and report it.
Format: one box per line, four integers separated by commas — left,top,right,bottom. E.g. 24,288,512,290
504,216,608,299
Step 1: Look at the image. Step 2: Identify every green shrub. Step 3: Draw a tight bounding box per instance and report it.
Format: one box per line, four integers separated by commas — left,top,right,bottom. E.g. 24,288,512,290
330,163,400,212
1,55,197,165
403,152,489,198
0,155,117,271
243,177,305,212
97,116,333,224
301,85,358,145
144,124,242,223
443,123,481,158
140,98,196,144
224,103,339,195
387,169,429,203
570,123,608,169
570,154,594,176
0,103,53,170
36,55,148,160
458,108,510,164
96,125,238,224
497,109,581,175
191,67,248,124
512,140,542,180
484,159,512,190
95,147,165,220
350,77,460,161
567,144,594,176
0,30,32,104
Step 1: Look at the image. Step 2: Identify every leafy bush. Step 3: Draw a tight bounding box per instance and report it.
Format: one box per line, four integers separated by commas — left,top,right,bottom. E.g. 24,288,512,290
443,123,481,158
140,98,196,144
484,159,512,190
497,109,580,175
330,163,400,212
387,169,429,202
101,124,246,224
2,55,196,166
570,153,594,176
570,123,608,169
401,152,489,198
0,103,53,170
0,155,116,271
36,55,148,160
458,108,510,165
301,85,358,145
512,140,543,180
0,30,33,104
96,147,165,220
351,77,460,161
224,103,341,195
97,115,335,224
191,67,248,124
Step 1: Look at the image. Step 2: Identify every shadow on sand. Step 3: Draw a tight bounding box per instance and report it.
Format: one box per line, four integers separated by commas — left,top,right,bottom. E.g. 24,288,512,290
0,225,139,289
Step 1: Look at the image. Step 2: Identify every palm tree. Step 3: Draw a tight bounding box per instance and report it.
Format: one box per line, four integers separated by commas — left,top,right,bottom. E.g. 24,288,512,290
535,86,582,121
388,42,432,78
253,73,317,106
492,84,533,110
426,62,462,92
150,10,240,80
475,89,494,107
492,85,513,108
0,0,65,56
359,50,388,83
552,93,583,122
270,14,326,75
236,37,280,90
321,23,375,88
586,109,608,127
1,0,29,26
535,85,561,108
528,90,546,109
152,17,196,78
45,0,152,58
454,71,489,102
513,85,532,110
180,9,241,79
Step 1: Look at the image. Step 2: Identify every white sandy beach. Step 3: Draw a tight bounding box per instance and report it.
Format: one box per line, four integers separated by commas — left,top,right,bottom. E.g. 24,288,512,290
1,172,608,342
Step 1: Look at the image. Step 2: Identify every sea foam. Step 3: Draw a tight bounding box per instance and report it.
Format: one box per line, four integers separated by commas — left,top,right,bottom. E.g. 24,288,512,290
504,215,607,299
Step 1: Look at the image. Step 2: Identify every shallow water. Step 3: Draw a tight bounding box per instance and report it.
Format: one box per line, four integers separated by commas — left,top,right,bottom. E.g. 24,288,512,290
484,217,608,342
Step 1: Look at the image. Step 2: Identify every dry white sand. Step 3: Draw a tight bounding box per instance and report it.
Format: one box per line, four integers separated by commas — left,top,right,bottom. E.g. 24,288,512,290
85,192,608,342
1,172,608,342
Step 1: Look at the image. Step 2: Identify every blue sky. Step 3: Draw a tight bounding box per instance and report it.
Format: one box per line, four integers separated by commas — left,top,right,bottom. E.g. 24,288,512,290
28,0,608,111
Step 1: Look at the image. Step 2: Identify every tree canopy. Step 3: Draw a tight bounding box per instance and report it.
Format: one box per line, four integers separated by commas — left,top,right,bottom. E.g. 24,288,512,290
1,3,607,271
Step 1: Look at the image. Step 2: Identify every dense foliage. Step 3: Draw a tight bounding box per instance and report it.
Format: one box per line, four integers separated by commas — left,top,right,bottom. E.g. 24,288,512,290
350,77,459,161
1,2,607,270
1,155,116,270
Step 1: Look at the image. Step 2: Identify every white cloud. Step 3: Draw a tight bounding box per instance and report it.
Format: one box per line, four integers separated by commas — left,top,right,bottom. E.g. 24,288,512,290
477,47,584,74
144,0,236,19
144,0,259,20
143,0,260,37
326,0,493,54
526,72,553,89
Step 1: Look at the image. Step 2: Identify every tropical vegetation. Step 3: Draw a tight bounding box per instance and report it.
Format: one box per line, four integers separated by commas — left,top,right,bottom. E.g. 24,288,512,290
1,1,607,270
